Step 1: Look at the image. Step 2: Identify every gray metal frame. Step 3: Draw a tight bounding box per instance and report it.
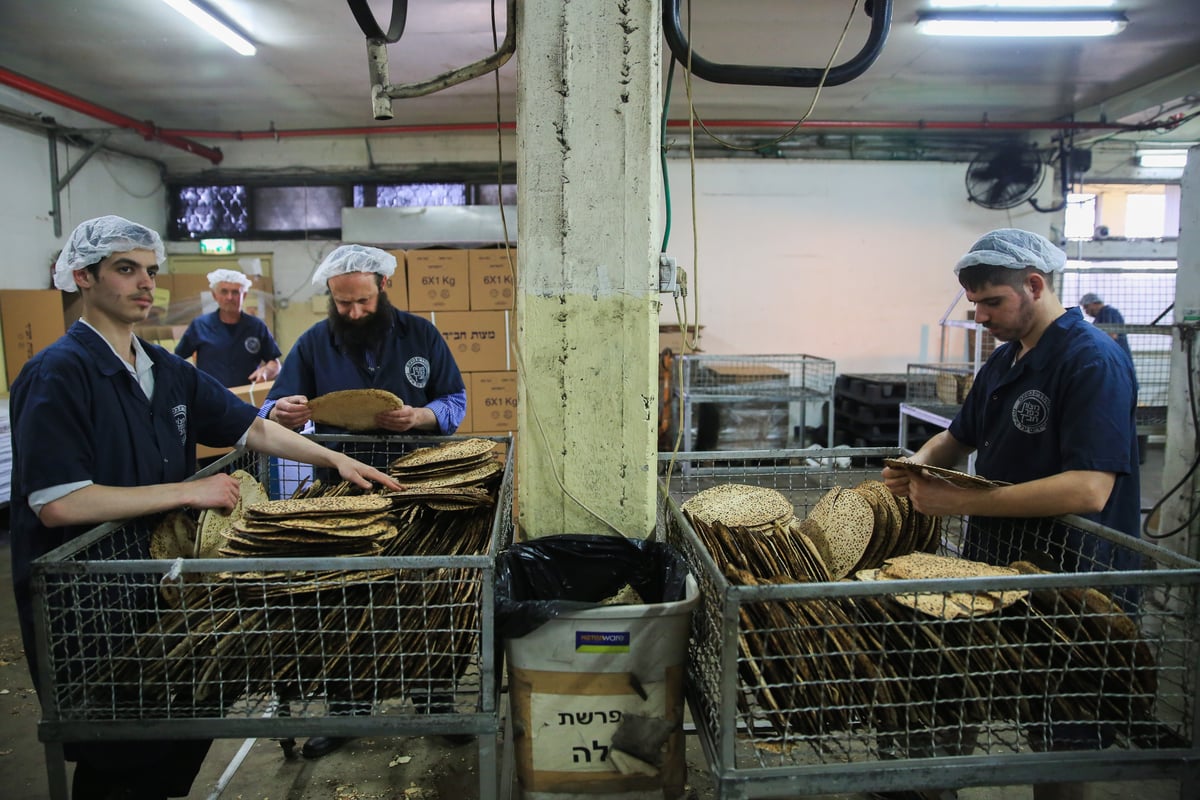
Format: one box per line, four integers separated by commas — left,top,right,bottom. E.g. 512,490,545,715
30,434,514,800
657,448,1200,800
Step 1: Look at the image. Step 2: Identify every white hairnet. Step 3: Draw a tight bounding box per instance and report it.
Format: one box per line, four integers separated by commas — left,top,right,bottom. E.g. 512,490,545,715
953,228,1066,275
53,215,166,292
311,244,397,286
207,268,252,291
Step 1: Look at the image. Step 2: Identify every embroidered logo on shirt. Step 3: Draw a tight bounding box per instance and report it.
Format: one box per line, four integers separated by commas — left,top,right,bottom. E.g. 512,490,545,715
244,336,261,355
405,356,431,388
172,404,188,444
1012,390,1050,434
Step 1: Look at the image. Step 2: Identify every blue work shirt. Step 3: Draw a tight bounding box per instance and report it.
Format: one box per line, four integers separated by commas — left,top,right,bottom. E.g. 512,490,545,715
949,307,1140,573
175,311,282,388
9,321,258,691
263,307,466,435
1092,304,1133,361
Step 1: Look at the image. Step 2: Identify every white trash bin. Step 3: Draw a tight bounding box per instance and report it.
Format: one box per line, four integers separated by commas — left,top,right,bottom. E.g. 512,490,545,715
505,574,699,800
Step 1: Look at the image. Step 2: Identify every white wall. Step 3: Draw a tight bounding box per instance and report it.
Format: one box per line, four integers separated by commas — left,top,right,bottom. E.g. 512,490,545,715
0,125,165,288
658,159,1056,374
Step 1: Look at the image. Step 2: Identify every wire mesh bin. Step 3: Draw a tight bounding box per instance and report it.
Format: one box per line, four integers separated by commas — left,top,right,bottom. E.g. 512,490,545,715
676,354,836,451
30,434,514,800
656,448,1200,799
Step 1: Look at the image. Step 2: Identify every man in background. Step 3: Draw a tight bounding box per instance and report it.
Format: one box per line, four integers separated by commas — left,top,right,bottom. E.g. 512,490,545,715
882,229,1140,800
1079,292,1132,361
10,216,400,799
1080,292,1146,462
175,268,282,387
261,243,467,759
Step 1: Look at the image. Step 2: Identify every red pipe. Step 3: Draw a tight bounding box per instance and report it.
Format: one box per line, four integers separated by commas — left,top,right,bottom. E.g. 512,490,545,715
0,67,224,164
162,116,1161,141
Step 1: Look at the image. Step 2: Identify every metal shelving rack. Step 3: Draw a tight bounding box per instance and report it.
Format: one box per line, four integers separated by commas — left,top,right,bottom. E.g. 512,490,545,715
675,354,836,452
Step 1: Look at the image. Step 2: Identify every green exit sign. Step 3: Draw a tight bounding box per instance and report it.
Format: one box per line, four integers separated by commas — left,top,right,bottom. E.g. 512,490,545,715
199,238,237,255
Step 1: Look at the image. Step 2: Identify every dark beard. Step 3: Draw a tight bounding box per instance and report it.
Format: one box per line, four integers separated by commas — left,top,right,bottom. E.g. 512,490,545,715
328,291,395,354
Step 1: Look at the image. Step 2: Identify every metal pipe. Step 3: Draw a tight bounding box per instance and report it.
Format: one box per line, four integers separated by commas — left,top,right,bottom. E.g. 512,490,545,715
0,66,223,164
0,67,1172,151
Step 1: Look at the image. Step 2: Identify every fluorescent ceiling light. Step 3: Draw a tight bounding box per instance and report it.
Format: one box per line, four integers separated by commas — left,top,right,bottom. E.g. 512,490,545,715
916,12,1128,37
929,1,1116,8
1136,149,1189,169
161,0,256,56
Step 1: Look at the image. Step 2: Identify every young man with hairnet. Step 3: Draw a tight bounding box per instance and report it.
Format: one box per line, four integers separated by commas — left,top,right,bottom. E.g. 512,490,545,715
175,268,282,387
9,215,401,800
881,228,1140,800
260,243,467,758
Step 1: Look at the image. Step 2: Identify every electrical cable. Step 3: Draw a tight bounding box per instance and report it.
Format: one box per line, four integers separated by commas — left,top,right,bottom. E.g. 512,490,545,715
1143,326,1200,540
675,0,861,154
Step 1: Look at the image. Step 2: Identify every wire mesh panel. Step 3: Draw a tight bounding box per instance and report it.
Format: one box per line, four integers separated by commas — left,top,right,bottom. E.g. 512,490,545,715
906,363,975,416
676,354,836,451
656,449,1200,799
31,434,513,800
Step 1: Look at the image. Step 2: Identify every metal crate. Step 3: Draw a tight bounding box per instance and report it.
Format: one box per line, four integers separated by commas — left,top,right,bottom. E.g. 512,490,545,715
656,448,1200,799
30,434,514,800
675,354,836,451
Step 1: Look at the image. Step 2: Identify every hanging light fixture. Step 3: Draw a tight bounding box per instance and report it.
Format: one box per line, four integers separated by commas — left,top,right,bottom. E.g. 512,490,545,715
160,0,257,56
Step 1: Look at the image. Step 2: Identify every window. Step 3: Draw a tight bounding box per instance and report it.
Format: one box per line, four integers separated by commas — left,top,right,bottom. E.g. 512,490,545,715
168,179,516,240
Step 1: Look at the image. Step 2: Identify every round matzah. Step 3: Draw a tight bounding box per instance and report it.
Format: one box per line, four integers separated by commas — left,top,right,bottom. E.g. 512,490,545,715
150,511,196,560
804,488,872,580
681,483,794,528
196,470,269,557
308,389,405,431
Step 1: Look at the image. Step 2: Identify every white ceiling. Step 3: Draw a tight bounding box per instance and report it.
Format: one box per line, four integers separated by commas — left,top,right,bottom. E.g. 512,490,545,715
0,0,1197,169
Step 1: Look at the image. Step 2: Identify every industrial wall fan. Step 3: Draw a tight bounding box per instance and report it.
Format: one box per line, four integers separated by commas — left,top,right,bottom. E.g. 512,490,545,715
965,145,1046,210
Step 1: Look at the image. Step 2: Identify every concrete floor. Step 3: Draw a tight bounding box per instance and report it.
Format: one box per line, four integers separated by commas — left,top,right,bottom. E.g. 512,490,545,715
0,444,1187,799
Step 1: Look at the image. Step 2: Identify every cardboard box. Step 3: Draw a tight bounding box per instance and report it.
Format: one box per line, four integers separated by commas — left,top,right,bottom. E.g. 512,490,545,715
384,249,409,310
1,290,67,389
430,310,511,372
197,379,274,459
471,371,518,433
468,249,516,310
168,273,211,322
407,250,470,312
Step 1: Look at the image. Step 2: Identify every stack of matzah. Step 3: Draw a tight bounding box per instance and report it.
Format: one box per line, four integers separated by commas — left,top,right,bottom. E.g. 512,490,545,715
802,480,941,579
388,437,502,489
221,494,398,557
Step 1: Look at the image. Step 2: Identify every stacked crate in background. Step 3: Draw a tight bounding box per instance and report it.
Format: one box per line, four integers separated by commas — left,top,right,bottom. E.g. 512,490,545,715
834,373,935,452
403,248,518,438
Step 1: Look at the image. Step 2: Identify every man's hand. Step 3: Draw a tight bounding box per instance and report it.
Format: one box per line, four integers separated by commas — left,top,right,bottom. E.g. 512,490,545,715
904,471,976,517
183,473,242,511
375,405,437,433
331,454,403,491
270,395,312,429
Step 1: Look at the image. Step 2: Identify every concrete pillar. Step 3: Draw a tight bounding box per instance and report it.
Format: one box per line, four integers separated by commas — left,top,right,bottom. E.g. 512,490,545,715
514,1,663,538
1158,145,1200,561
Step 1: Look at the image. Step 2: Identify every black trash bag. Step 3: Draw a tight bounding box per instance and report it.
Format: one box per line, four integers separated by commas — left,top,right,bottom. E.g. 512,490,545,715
496,534,691,640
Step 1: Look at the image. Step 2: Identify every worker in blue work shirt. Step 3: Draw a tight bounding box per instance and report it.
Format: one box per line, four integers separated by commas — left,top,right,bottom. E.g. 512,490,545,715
175,267,282,387
882,228,1140,800
261,244,466,437
9,216,401,799
259,243,467,760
